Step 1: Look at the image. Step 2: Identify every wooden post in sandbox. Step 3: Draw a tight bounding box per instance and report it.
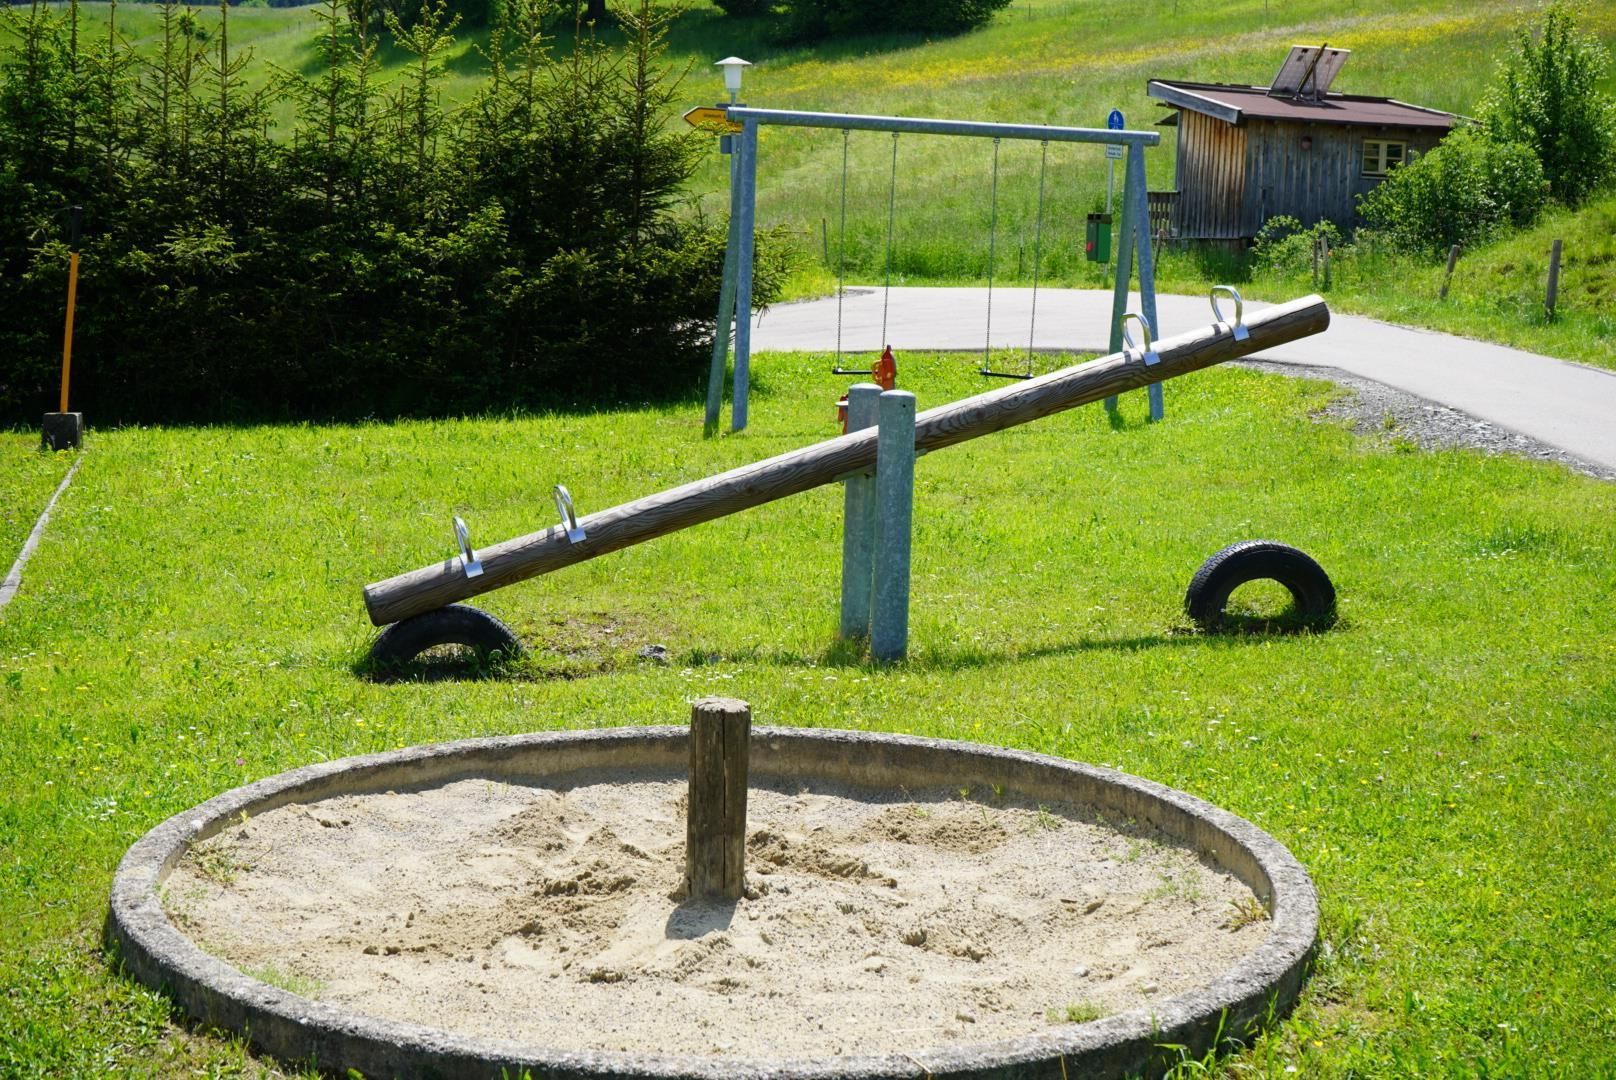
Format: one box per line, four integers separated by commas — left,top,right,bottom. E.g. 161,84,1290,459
686,696,751,902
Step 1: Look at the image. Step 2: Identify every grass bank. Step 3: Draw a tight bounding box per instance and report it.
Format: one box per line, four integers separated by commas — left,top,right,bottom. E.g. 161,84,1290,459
1231,193,1616,370
1,353,1614,1075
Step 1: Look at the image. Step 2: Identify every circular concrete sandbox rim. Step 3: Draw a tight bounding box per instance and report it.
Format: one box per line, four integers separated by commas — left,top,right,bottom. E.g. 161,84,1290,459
109,727,1318,1080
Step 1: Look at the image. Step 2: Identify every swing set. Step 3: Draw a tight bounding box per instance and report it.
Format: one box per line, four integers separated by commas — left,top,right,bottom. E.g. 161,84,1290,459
826,132,1055,382
704,107,1164,435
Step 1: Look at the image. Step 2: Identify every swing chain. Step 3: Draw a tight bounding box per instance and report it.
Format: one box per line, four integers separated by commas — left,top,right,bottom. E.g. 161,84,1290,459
1025,139,1050,372
983,137,1001,369
880,131,900,350
834,128,850,369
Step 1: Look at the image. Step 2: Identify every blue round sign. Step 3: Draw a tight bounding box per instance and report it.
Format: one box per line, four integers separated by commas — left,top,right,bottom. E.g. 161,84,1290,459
1107,109,1125,130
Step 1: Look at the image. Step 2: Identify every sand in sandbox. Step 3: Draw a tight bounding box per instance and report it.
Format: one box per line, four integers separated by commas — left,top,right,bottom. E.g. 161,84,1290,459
162,772,1268,1059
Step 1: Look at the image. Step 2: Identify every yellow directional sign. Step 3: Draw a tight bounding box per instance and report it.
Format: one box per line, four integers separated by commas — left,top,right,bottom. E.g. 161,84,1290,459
684,105,742,134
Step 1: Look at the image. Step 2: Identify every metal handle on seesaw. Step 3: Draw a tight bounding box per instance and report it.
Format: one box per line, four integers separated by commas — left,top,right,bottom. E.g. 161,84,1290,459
1119,312,1160,366
554,485,586,544
1210,285,1250,342
453,516,483,578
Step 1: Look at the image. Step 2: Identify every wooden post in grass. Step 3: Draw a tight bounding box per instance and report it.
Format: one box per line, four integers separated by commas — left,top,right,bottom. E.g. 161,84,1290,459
686,696,750,902
1545,239,1562,320
1439,244,1462,300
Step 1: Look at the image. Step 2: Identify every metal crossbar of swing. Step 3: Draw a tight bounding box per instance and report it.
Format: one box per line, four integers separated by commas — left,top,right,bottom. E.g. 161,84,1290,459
704,107,1164,434
727,108,1161,146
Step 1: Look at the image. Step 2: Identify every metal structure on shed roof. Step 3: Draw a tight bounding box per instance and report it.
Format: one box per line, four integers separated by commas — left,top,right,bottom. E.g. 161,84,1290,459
1269,44,1349,100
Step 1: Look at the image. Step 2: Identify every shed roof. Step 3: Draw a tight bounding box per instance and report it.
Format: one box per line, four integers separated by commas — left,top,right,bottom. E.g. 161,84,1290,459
1147,79,1457,131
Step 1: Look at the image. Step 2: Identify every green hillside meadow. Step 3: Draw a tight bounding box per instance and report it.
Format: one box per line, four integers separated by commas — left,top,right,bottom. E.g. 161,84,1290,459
3,2,1615,1078
34,0,1616,366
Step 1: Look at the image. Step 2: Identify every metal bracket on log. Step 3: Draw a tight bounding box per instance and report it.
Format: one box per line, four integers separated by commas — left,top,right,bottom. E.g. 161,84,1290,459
553,485,586,544
452,516,483,579
1211,285,1250,342
364,295,1331,627
1120,312,1161,367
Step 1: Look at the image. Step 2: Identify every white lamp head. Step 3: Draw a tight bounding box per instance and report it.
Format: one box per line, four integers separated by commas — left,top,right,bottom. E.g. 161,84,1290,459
716,56,751,102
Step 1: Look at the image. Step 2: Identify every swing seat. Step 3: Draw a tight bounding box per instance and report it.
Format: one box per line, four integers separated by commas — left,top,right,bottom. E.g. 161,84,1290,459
979,367,1034,380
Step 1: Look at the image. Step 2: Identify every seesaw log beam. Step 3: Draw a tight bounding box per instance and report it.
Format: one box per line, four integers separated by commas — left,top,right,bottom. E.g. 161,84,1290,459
364,294,1329,626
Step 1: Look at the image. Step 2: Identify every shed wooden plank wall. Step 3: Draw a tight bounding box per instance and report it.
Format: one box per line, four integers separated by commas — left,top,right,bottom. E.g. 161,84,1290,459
1172,110,1247,241
1244,121,1445,236
1171,112,1447,241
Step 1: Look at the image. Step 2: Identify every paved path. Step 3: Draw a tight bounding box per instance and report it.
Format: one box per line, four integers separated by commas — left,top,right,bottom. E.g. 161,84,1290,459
749,287,1616,472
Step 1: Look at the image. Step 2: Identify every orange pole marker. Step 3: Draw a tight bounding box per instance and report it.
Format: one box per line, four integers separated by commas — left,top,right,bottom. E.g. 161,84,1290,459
60,250,80,414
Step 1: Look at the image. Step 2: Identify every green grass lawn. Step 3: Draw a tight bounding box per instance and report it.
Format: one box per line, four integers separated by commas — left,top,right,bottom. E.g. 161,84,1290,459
1,435,75,558
2,352,1614,1076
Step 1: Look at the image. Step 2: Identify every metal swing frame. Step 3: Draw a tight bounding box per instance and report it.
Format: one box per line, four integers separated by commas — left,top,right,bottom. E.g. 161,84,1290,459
704,108,1163,434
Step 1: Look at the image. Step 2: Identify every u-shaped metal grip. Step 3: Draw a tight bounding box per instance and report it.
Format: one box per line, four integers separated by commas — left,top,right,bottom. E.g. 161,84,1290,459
1210,285,1250,341
554,485,586,544
453,515,483,578
1119,312,1160,366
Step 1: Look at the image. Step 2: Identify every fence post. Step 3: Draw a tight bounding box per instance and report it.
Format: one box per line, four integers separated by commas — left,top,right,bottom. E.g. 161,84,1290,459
1545,239,1562,320
1439,243,1461,300
870,390,916,662
839,384,882,641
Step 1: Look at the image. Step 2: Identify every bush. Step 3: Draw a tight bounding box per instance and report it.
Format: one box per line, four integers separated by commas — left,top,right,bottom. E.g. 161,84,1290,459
1251,215,1342,278
776,0,1011,42
1478,1,1616,205
0,0,783,424
1358,128,1548,256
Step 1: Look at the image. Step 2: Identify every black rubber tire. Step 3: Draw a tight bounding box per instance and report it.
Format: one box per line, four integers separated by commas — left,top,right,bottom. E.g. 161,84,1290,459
369,604,523,668
1185,540,1336,631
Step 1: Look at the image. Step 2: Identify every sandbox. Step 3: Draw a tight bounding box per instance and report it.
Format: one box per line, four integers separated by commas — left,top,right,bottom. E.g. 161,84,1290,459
109,725,1317,1079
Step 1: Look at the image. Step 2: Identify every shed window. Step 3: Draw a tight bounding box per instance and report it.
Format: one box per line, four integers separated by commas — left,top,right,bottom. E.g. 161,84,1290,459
1362,140,1407,177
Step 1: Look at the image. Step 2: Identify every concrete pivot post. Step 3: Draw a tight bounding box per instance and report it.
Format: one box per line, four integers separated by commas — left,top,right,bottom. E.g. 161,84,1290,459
839,384,882,640
870,390,916,662
686,696,751,902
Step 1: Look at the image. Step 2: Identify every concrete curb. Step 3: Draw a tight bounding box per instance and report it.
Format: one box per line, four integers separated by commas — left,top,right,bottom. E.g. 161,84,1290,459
109,727,1318,1080
0,455,81,613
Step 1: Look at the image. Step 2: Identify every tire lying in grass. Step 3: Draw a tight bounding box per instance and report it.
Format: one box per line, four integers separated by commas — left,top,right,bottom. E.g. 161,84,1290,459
1185,540,1336,632
368,604,523,673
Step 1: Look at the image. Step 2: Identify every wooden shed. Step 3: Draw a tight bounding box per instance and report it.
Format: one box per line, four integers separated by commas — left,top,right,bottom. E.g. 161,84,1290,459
1147,47,1456,243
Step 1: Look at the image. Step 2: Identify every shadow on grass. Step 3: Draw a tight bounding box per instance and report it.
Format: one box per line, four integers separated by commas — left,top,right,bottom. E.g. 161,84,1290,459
1195,608,1341,637
355,612,1340,684
355,645,523,684
678,630,1208,674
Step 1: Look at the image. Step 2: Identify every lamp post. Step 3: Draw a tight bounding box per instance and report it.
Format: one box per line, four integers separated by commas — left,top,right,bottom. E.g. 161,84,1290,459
716,56,750,104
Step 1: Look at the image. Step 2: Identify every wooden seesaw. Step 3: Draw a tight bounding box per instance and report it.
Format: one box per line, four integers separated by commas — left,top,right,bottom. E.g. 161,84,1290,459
362,292,1330,665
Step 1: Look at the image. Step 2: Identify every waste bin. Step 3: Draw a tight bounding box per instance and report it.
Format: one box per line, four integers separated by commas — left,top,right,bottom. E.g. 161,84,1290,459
1085,213,1112,263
